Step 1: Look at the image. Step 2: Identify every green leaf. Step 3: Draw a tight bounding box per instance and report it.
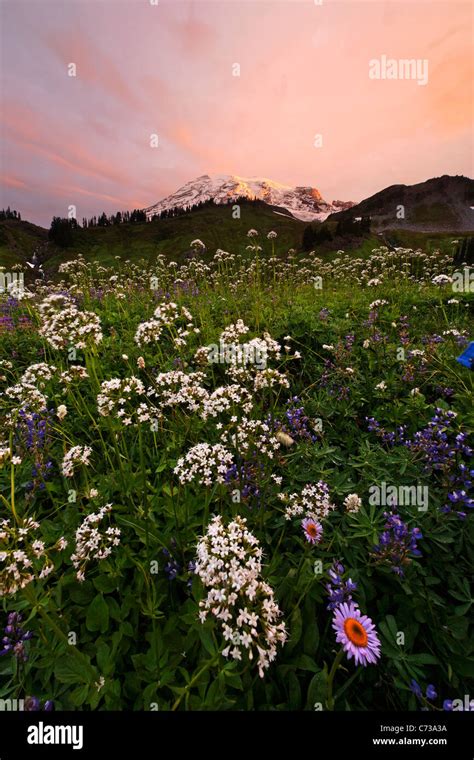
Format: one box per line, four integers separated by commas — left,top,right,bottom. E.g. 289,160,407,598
454,602,471,616
55,654,96,684
449,655,474,678
288,671,301,709
406,653,440,665
303,619,319,655
199,626,217,656
86,594,110,634
295,654,319,673
97,641,114,675
68,683,90,706
93,575,118,593
306,668,327,709
287,607,302,653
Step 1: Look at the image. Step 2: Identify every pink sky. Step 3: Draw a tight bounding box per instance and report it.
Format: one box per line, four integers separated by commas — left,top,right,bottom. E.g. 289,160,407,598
1,0,472,227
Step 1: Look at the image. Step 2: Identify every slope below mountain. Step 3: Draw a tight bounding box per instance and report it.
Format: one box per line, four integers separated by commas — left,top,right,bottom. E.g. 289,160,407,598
0,219,49,269
327,175,474,232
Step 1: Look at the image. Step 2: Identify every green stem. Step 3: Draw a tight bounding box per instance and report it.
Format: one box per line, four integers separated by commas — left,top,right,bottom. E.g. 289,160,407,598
326,647,345,710
171,655,219,711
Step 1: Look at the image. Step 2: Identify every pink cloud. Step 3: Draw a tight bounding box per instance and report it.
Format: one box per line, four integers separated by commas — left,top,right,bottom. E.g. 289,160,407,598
1,0,471,226
1,174,28,190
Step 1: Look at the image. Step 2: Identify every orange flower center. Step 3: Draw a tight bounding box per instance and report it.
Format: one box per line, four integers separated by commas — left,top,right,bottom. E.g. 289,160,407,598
343,617,368,647
306,523,318,538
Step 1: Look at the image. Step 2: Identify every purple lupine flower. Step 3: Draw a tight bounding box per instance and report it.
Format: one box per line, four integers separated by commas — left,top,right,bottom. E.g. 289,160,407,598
224,457,264,504
0,612,33,661
24,697,41,711
326,561,357,610
368,409,473,519
373,511,422,576
162,549,180,581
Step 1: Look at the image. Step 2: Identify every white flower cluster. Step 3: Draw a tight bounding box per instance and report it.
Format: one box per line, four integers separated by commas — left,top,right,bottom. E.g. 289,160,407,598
190,239,206,250
0,517,66,596
200,384,254,420
0,444,12,464
442,328,468,339
148,371,209,418
223,332,294,386
134,301,199,348
37,294,103,350
343,493,362,513
253,368,290,391
59,365,89,387
97,376,149,425
48,244,456,296
220,417,281,459
62,445,92,478
21,363,57,388
147,373,256,427
195,515,287,677
174,443,234,486
0,359,13,383
70,504,121,582
3,382,48,415
280,481,336,521
432,274,453,285
219,320,250,343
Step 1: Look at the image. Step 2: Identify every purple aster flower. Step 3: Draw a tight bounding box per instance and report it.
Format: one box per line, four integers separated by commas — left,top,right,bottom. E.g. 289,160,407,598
301,517,323,545
332,601,381,666
410,679,422,699
426,684,437,700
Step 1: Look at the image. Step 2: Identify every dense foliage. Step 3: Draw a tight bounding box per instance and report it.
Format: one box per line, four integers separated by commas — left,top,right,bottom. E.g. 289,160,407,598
0,236,473,711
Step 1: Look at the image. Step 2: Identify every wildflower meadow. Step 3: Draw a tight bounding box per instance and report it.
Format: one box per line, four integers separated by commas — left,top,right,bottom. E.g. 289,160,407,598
0,235,473,713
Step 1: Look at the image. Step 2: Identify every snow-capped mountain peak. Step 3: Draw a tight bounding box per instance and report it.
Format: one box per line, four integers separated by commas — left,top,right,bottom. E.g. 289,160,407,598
144,174,353,222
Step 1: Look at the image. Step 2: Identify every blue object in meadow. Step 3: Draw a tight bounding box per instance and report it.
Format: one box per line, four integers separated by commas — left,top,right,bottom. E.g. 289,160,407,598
456,342,474,369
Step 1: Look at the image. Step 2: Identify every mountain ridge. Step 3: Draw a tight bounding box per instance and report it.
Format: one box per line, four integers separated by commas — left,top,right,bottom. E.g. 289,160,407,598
327,174,474,232
144,173,355,222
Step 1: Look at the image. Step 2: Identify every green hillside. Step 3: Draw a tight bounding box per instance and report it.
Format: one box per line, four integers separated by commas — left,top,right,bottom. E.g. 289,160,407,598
0,202,471,278
0,218,48,269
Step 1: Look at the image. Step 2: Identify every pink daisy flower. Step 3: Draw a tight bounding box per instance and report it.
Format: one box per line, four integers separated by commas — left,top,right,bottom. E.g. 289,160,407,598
302,517,323,545
332,601,381,666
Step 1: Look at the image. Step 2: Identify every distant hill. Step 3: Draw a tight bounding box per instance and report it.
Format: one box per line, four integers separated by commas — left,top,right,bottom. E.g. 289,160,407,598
0,218,48,269
327,175,474,232
0,200,306,274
